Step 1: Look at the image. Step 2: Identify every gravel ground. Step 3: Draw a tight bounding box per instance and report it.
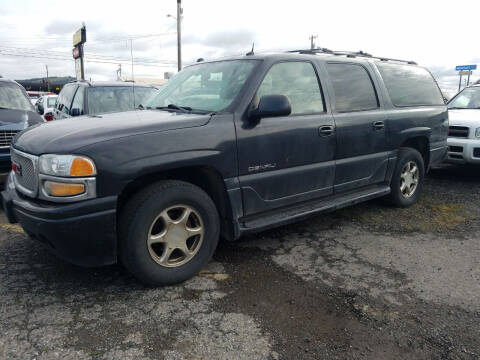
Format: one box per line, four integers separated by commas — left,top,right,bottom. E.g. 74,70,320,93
0,163,479,360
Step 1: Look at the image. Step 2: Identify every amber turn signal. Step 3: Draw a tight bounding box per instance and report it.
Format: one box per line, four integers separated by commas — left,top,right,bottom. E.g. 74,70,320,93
70,157,96,177
44,181,85,197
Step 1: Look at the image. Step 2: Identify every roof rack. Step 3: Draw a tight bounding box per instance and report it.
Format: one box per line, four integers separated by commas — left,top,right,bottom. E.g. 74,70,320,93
287,48,417,65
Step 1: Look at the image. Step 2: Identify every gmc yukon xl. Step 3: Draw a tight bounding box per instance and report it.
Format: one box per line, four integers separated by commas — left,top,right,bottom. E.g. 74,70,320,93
2,50,448,285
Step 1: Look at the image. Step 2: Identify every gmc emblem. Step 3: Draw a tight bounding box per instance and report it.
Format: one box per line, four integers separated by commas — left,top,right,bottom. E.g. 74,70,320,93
12,162,22,176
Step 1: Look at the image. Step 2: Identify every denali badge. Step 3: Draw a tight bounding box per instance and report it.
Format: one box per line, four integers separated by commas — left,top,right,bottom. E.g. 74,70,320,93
248,163,277,172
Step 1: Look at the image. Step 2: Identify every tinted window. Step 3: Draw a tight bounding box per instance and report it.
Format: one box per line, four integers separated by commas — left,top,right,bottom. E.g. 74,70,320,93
326,63,379,112
0,83,33,111
57,85,78,114
87,86,157,115
71,88,84,115
376,63,444,107
257,61,324,115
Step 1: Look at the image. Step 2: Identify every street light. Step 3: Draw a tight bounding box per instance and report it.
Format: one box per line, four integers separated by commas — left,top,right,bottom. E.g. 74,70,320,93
167,0,182,72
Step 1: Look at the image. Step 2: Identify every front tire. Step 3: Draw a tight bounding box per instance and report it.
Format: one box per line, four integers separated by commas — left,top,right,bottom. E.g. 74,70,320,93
119,180,220,286
388,147,425,207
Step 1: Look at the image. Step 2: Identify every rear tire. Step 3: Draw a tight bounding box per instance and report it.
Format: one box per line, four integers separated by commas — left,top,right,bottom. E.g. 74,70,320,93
388,147,425,207
119,180,220,286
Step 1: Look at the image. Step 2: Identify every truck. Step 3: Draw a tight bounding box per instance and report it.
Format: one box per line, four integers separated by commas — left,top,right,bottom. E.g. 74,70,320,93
2,49,448,285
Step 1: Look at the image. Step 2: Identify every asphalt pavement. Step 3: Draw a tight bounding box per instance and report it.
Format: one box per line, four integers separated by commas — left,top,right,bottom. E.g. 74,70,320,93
0,163,479,360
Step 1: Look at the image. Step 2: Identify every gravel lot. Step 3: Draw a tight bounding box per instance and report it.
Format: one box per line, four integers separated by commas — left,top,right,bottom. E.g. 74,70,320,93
1,163,479,360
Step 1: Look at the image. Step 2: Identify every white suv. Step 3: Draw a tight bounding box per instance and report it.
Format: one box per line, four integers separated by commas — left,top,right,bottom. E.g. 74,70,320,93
446,85,480,164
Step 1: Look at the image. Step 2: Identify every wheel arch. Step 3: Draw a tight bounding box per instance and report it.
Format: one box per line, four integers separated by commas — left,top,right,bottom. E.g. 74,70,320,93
117,165,236,241
400,136,430,170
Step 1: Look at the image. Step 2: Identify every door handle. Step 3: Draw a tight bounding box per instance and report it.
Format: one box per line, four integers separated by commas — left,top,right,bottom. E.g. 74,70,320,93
372,121,385,130
319,125,334,136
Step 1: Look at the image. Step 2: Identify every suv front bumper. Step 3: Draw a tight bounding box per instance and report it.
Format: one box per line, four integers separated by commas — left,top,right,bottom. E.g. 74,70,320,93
1,173,118,267
446,138,480,164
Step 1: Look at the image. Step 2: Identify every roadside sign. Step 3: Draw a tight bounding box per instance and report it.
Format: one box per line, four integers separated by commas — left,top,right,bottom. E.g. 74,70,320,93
455,65,477,71
75,58,82,80
72,47,80,59
73,27,86,46
459,70,472,76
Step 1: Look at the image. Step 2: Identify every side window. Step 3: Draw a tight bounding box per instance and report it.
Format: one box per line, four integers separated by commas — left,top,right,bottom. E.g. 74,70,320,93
57,85,77,114
326,63,379,113
257,61,324,115
376,63,444,107
71,87,84,115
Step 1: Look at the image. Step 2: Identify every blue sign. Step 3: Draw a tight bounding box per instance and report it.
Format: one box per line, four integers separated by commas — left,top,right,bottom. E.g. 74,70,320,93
456,65,477,71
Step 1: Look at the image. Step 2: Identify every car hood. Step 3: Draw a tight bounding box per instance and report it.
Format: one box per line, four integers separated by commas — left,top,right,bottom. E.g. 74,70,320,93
0,108,44,129
448,109,480,126
13,109,211,155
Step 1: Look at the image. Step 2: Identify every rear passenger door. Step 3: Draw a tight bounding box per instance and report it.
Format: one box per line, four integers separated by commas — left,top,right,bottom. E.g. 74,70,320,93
325,62,389,193
54,84,78,119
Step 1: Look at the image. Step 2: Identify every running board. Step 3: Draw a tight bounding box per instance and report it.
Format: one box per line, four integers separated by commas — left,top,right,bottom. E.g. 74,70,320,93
239,184,391,234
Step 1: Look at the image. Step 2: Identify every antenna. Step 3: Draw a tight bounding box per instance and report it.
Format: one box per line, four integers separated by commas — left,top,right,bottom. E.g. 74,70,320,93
246,43,255,56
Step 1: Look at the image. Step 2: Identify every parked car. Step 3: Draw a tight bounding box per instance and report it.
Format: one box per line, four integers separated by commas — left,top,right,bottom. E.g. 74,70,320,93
2,50,448,285
0,79,44,183
53,81,158,119
36,94,58,121
446,84,480,163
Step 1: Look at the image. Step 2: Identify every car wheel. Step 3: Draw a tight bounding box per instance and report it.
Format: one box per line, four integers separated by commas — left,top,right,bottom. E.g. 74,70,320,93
388,147,424,207
119,180,220,286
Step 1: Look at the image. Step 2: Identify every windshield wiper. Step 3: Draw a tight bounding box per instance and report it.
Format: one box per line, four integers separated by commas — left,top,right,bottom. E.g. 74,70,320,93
448,107,467,109
156,104,192,113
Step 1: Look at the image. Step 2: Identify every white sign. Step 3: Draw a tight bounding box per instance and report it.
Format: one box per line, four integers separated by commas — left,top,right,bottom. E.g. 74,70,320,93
75,58,82,80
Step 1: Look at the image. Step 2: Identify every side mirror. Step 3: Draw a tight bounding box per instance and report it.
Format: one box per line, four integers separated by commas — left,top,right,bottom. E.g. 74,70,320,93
71,108,81,117
249,94,291,121
37,107,44,115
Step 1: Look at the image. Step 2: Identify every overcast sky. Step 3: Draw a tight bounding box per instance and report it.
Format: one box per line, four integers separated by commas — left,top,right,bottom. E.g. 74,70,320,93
1,0,479,95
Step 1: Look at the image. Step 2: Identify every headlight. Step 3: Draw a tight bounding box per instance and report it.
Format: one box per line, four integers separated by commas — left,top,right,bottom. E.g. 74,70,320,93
475,127,480,138
39,154,96,177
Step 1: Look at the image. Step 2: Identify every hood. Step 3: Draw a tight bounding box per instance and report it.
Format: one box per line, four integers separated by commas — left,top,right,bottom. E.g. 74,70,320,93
13,109,211,155
448,109,480,127
0,108,44,129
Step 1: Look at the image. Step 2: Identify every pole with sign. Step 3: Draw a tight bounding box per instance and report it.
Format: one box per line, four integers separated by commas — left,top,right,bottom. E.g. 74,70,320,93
72,26,86,81
456,64,477,92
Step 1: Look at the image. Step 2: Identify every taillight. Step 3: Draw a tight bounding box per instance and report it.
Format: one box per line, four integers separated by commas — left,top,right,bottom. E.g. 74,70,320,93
44,113,54,121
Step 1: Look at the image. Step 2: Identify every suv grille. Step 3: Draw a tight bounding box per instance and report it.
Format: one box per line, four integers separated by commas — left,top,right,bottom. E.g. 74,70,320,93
11,149,37,195
448,126,469,138
0,130,20,148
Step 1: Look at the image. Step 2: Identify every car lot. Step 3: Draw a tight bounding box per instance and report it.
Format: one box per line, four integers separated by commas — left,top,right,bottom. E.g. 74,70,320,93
0,163,479,360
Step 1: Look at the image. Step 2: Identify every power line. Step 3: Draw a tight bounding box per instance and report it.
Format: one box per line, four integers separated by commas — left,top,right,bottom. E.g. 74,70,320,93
0,50,176,68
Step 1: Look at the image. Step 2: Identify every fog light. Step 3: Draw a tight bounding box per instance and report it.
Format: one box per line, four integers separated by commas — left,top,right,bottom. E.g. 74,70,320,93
44,181,85,197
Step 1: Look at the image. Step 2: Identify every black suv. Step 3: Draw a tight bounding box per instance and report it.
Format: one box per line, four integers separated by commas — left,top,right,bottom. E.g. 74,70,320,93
0,79,43,183
54,81,158,119
2,50,448,285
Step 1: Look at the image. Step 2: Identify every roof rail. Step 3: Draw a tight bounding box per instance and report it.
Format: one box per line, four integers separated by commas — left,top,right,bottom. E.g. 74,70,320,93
287,48,417,65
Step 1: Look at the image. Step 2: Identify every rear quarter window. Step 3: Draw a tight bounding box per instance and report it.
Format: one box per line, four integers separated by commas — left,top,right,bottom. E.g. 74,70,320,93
376,63,444,107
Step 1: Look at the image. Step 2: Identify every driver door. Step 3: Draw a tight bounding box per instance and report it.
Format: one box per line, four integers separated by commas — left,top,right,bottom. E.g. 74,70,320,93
235,61,336,216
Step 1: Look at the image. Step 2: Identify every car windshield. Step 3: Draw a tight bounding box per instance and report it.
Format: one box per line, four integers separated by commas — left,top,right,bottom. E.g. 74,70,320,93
0,83,33,111
145,60,258,112
87,86,158,115
47,97,57,107
448,87,480,109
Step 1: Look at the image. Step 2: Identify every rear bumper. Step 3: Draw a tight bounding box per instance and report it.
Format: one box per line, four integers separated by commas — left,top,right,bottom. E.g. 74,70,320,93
446,138,480,164
2,173,118,267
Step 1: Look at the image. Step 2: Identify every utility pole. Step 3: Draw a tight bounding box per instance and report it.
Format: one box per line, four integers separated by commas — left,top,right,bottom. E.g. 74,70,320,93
177,0,182,71
309,35,318,50
45,65,49,92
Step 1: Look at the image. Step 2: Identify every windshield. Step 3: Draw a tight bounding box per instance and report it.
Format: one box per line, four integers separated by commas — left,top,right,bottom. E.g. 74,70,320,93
145,60,258,112
448,87,480,109
87,86,158,115
0,83,34,111
47,96,57,107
